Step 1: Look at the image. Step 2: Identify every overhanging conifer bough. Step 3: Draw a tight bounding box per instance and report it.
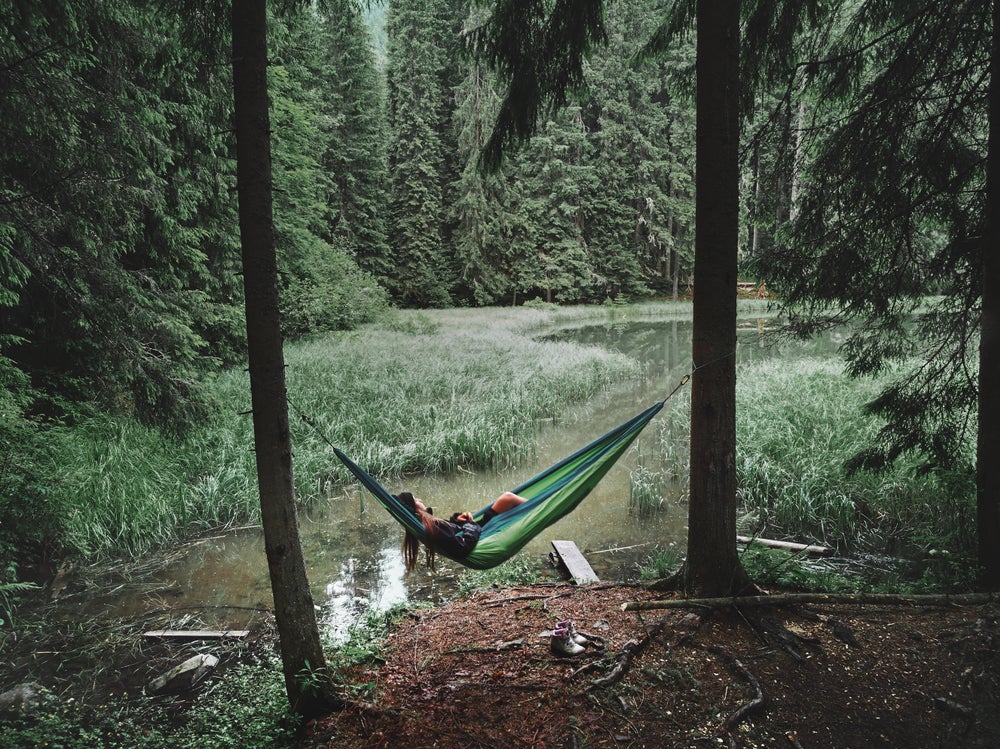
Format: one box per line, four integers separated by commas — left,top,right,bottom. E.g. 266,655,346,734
468,0,608,171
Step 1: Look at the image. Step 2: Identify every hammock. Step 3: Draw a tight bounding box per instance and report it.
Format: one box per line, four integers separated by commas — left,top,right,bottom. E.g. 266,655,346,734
333,400,664,570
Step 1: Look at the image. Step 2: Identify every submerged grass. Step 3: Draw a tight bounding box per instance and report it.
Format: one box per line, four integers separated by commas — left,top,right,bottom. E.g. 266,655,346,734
44,305,645,560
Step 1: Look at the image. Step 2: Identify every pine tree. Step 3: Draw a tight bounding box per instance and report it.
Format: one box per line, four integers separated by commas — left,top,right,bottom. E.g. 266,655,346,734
583,0,692,300
267,8,388,336
0,2,235,430
450,12,517,304
748,0,996,584
385,0,455,307
312,1,393,280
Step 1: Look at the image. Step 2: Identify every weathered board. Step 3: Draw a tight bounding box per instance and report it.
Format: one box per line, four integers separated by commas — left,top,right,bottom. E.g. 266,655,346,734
551,540,600,584
143,630,250,641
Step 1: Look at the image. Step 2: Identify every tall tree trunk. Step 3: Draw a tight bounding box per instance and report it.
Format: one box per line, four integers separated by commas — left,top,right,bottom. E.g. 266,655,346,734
231,0,339,716
978,0,1000,589
684,0,752,596
750,141,761,256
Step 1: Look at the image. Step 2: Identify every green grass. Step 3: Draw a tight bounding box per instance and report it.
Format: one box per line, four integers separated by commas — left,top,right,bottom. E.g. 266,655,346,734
37,305,644,560
637,357,976,563
456,555,547,594
0,653,300,749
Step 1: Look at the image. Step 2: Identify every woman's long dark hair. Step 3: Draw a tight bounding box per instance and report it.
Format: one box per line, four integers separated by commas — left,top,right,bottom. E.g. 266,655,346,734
396,492,438,572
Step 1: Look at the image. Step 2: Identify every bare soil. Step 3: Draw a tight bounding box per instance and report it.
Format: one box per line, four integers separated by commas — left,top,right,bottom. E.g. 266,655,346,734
303,583,1000,749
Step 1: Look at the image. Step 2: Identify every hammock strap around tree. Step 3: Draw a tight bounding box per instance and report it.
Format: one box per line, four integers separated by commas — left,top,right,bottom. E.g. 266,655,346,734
333,400,664,571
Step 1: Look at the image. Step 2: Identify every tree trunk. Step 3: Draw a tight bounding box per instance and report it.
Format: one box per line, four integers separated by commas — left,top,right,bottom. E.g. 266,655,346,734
683,0,752,596
231,0,339,716
788,98,806,221
978,0,1000,589
750,141,761,256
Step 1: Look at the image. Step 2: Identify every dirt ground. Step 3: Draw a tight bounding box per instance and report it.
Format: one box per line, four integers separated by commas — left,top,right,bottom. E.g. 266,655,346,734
302,583,1000,749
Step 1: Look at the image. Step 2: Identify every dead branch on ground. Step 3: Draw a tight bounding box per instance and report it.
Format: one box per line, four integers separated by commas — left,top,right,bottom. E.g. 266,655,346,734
622,591,1000,612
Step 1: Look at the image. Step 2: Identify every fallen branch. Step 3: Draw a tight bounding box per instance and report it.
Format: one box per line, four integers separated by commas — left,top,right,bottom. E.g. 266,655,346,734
622,591,1000,612
737,535,832,556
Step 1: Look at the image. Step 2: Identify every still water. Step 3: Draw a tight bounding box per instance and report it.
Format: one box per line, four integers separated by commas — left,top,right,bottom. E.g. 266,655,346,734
77,315,841,641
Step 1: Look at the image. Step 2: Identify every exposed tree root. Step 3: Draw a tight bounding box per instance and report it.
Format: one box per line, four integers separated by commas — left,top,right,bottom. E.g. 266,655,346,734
582,613,672,691
707,645,766,731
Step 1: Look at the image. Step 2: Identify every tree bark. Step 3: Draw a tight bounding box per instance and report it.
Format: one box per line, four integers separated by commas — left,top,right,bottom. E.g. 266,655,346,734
683,0,752,596
231,0,338,716
979,0,1000,589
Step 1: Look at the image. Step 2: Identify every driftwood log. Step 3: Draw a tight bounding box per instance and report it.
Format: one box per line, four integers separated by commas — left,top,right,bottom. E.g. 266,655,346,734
622,591,1000,612
737,535,832,556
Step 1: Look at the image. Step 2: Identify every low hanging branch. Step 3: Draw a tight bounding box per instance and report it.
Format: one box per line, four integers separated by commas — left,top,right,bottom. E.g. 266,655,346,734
622,591,1000,612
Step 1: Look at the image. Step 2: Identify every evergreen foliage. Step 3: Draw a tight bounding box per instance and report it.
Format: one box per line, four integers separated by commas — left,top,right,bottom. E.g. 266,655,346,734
0,1,388,567
749,0,989,473
4,0,989,584
384,0,456,307
417,0,698,307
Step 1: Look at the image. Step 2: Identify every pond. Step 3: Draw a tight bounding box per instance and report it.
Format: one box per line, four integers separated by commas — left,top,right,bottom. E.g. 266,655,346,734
64,314,844,643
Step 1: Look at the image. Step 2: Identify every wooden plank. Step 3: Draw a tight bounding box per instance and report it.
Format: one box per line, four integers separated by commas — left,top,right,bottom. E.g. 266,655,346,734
551,540,600,584
737,535,832,556
143,630,250,641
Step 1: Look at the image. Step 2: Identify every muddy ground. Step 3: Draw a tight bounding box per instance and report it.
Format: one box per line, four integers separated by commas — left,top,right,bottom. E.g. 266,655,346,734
303,583,1000,749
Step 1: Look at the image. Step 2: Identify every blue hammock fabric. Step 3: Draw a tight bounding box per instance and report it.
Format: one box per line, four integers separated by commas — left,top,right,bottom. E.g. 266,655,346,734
333,400,664,570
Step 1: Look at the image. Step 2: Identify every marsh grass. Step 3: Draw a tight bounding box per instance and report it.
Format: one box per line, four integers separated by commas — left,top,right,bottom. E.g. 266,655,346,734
45,306,642,560
636,357,975,559
639,545,681,580
736,358,974,557
457,556,546,594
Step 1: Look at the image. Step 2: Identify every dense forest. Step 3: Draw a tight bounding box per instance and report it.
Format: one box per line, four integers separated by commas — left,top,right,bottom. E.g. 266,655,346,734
2,0,998,743
1,0,699,568
1,0,995,584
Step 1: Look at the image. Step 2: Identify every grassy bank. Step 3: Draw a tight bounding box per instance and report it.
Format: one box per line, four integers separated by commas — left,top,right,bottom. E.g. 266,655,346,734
37,304,651,561
638,356,976,581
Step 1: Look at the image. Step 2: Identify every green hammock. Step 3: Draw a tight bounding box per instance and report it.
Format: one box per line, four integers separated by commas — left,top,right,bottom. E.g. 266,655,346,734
333,400,664,570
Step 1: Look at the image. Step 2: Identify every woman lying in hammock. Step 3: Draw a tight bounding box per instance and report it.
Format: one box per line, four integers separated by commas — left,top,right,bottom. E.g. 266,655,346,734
395,491,526,573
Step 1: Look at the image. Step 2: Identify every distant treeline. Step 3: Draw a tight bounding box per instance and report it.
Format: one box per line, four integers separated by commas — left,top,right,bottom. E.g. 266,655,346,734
1,0,695,434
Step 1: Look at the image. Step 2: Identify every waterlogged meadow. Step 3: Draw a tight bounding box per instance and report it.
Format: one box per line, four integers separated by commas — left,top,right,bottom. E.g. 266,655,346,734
636,357,976,570
43,305,642,559
34,300,974,582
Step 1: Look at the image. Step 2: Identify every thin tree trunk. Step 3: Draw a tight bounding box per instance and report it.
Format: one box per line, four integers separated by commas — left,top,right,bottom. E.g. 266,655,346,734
751,141,761,256
684,0,752,597
788,98,806,221
978,0,1000,589
231,0,339,716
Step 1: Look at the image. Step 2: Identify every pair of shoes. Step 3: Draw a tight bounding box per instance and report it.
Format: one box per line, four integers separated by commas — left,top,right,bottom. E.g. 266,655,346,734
550,619,587,656
557,619,588,646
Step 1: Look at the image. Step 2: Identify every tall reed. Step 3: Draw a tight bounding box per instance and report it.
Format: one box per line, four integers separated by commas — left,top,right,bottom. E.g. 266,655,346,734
735,358,973,555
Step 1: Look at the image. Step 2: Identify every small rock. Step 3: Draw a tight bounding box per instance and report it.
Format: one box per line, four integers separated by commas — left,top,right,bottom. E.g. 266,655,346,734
0,682,45,716
146,653,219,695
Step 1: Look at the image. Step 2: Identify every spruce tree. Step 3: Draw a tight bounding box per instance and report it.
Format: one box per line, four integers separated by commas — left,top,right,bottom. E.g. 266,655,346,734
312,1,393,281
385,0,455,307
748,0,996,584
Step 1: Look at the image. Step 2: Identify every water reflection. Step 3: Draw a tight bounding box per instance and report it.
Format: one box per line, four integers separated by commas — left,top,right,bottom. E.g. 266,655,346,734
79,314,843,640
